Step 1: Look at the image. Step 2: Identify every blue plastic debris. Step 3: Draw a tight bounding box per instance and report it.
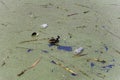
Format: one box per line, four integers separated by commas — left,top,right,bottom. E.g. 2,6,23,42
57,46,72,52
102,64,115,72
48,44,54,47
108,64,114,68
104,45,108,51
90,62,95,68
102,64,114,68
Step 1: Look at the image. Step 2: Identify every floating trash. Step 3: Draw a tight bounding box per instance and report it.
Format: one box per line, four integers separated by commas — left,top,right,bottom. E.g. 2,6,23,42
102,64,115,69
104,44,108,51
41,50,49,53
27,49,33,53
73,54,87,58
90,62,95,68
102,64,115,72
74,47,84,55
31,32,39,37
51,60,57,64
112,59,115,62
57,46,72,52
83,11,89,14
71,73,77,76
87,58,106,64
48,36,72,52
49,36,60,46
68,33,72,38
41,24,48,28
48,44,53,47
67,13,78,17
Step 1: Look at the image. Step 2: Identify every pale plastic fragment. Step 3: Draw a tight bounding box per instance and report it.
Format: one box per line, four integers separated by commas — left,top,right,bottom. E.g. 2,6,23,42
74,47,84,55
41,24,48,28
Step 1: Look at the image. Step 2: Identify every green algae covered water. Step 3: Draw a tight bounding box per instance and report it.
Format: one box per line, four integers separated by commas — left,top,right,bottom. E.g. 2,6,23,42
0,0,120,80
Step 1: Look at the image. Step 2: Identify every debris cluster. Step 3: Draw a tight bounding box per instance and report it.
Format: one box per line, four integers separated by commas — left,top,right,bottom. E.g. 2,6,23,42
1,0,119,80
13,2,120,79
16,31,118,80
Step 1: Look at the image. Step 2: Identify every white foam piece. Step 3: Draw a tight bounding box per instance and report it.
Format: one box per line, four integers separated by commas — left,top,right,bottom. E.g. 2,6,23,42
41,24,48,28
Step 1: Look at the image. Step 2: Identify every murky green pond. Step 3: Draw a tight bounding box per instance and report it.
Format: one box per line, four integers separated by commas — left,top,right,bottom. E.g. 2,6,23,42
0,0,120,80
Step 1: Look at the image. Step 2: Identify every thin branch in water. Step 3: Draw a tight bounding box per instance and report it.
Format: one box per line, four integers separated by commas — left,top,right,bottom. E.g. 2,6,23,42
19,38,48,44
17,56,42,76
114,48,120,54
102,26,120,39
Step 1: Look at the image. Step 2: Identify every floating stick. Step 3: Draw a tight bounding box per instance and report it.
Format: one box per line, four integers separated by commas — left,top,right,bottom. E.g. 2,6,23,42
17,56,42,76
